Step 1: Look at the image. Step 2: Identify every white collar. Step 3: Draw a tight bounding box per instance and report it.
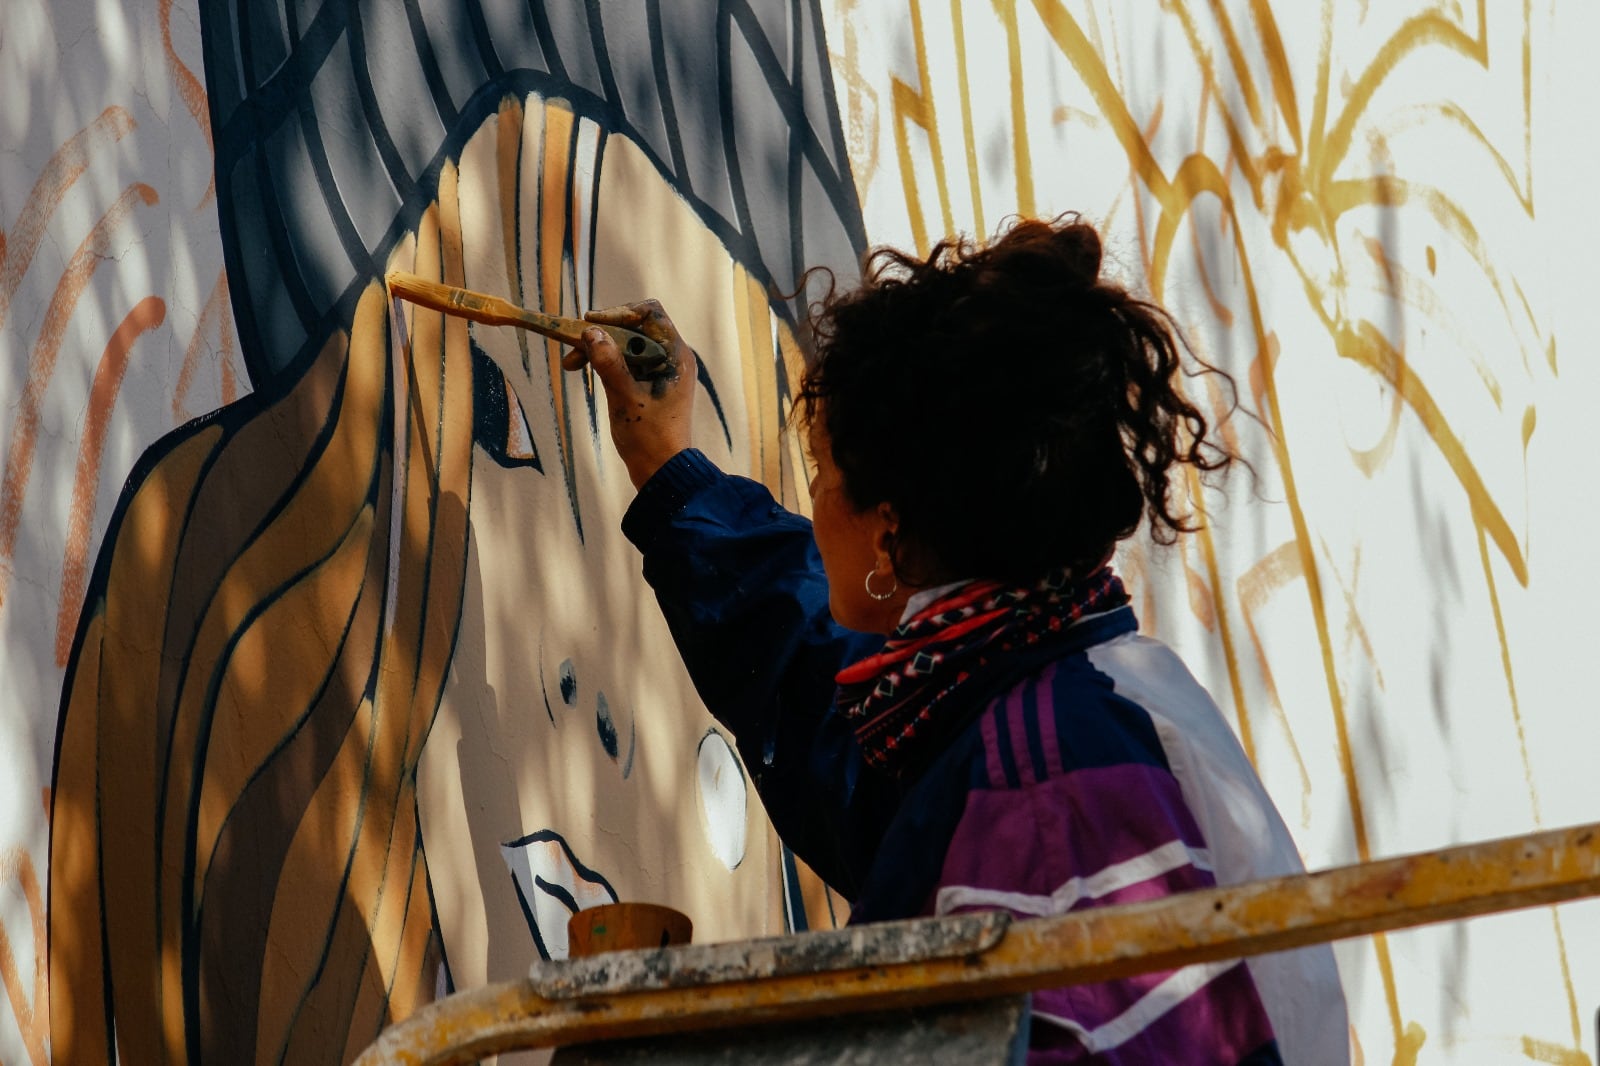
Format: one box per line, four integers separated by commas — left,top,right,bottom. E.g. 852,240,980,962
897,578,974,625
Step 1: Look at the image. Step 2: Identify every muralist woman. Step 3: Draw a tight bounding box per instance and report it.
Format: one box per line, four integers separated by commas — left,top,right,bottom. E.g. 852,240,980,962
567,216,1349,1064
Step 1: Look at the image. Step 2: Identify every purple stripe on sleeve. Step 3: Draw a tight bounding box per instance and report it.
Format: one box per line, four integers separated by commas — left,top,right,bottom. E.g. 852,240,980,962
1007,685,1037,786
980,708,1007,789
1034,663,1065,778
937,765,1209,899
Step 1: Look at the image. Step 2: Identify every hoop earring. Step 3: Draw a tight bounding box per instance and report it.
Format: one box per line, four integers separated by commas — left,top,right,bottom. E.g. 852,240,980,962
864,567,898,601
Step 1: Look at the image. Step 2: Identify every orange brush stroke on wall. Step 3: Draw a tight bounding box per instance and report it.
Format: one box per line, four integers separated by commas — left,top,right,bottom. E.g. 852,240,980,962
0,182,159,609
0,848,49,1066
219,332,238,405
0,108,136,330
172,271,230,420
158,0,215,206
54,296,167,667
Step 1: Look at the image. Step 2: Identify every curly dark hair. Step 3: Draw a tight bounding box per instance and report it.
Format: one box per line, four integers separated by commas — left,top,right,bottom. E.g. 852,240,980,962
797,214,1236,586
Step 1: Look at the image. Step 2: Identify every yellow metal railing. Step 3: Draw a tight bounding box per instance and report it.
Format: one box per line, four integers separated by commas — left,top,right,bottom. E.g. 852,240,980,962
356,820,1600,1066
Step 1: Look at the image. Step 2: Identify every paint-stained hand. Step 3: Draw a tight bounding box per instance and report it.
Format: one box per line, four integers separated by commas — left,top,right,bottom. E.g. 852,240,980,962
569,299,698,490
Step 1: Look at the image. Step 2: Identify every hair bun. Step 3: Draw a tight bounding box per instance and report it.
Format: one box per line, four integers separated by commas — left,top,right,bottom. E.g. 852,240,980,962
1050,217,1103,288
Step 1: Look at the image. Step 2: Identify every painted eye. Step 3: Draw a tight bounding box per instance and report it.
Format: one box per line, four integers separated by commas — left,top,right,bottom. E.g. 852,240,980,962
596,691,618,759
471,339,540,470
558,658,577,706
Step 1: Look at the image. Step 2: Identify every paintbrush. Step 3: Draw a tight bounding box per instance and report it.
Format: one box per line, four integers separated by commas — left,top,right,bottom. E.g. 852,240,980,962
385,271,674,380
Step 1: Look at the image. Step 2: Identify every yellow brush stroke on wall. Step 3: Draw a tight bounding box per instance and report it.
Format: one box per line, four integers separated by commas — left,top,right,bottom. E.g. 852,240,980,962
1391,1020,1426,1066
991,0,1035,217
1319,543,1385,693
1181,374,1263,763
774,318,812,513
1234,541,1314,824
948,0,986,237
956,0,1551,1053
732,265,781,494
1185,81,1239,328
1026,0,1168,202
1325,173,1539,397
413,154,476,772
1181,465,1255,764
1033,0,1419,1033
1165,2,1264,204
1475,520,1586,1055
1124,102,1164,291
1313,6,1488,198
1334,321,1526,585
1523,1035,1594,1066
890,0,955,253
1384,101,1532,214
1011,6,1560,1049
1303,3,1335,190
1203,0,1266,134
539,100,581,524
1237,239,1407,1044
497,96,537,382
1241,0,1300,151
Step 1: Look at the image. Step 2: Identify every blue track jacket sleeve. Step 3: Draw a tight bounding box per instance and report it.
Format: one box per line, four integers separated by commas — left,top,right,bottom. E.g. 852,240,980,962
621,450,896,898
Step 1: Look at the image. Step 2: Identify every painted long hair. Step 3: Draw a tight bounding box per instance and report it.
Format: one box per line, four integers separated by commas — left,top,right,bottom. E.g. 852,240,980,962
48,183,476,1063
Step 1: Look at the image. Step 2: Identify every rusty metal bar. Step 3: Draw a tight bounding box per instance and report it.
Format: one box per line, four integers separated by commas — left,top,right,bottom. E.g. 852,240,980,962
355,820,1600,1066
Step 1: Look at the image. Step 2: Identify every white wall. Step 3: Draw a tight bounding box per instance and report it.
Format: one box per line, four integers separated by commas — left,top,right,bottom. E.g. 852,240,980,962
0,2,244,1059
821,1,1600,1059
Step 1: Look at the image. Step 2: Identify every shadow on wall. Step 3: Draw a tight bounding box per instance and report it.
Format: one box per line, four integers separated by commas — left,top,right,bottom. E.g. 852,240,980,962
202,0,863,387
42,1,866,1062
1,4,238,1060
49,264,471,1062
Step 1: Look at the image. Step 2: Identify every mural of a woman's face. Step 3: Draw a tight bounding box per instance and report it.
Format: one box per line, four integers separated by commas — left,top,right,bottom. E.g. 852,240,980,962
410,95,826,992
46,4,863,1056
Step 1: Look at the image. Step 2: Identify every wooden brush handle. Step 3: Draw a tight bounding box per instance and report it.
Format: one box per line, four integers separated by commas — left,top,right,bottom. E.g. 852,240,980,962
385,271,673,380
386,271,585,342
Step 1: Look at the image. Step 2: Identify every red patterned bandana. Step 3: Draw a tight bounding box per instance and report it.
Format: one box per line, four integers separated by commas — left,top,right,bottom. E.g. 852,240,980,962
836,566,1128,775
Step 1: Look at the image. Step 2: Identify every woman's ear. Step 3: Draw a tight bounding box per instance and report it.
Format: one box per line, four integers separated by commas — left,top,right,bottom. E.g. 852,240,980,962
872,503,900,574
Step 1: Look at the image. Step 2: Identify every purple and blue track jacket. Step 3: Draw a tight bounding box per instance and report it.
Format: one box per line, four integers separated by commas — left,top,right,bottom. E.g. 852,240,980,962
622,450,1350,1064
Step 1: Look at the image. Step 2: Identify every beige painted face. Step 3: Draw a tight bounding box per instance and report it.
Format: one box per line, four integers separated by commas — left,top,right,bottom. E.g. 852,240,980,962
415,95,826,996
